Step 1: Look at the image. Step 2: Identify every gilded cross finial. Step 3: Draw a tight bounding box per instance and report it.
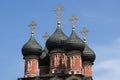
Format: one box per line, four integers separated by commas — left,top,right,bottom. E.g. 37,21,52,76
69,16,78,30
81,27,89,43
54,5,64,22
42,32,50,41
29,21,37,36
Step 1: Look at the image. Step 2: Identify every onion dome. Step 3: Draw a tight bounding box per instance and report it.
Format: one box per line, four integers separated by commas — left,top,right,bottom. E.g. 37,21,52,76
46,5,67,52
39,47,50,66
64,30,85,52
22,21,42,57
81,27,96,63
82,44,96,62
22,35,42,57
64,16,85,52
46,22,67,52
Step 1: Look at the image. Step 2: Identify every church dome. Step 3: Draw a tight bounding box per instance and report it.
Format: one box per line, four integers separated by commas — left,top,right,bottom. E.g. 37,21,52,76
64,30,85,52
64,16,85,52
39,53,50,66
22,36,42,57
82,44,96,62
39,47,50,66
46,26,68,52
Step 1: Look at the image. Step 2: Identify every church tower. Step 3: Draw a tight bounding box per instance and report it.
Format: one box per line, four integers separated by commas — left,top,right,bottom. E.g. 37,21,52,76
46,5,68,74
64,16,85,75
18,5,96,80
18,21,42,80
81,27,96,80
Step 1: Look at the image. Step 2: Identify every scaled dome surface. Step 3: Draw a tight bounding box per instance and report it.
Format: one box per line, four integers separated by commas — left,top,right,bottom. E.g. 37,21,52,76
46,27,68,52
22,36,42,57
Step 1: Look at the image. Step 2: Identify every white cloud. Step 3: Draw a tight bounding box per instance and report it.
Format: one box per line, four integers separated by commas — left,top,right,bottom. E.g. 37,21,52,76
92,37,120,80
93,59,120,80
92,37,120,59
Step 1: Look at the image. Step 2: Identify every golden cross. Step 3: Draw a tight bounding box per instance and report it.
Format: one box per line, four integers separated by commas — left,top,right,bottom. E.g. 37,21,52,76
54,5,64,21
42,32,50,41
81,27,89,42
29,21,37,35
69,16,78,30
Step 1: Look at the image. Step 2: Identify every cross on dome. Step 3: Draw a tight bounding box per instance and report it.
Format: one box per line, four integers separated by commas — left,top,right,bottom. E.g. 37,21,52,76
54,5,64,22
42,32,50,41
81,27,89,43
29,21,37,36
69,16,78,30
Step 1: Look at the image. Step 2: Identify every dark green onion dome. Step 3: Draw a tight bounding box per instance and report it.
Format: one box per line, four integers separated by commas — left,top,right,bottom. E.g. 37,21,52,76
82,44,96,63
22,36,42,57
46,26,68,52
39,47,50,66
64,30,85,52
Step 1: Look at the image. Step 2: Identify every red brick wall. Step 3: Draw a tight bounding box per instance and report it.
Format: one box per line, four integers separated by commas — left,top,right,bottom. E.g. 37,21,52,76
24,58,38,77
83,63,92,77
74,56,81,69
67,54,83,74
67,55,81,70
50,53,67,73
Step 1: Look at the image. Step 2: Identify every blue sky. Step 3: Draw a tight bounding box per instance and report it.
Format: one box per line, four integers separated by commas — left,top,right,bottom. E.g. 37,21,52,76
0,0,120,80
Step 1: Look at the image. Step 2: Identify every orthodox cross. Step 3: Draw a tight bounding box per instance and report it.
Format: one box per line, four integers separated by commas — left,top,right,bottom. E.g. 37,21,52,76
54,5,64,22
42,32,50,41
69,16,78,30
81,27,89,43
29,21,37,36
